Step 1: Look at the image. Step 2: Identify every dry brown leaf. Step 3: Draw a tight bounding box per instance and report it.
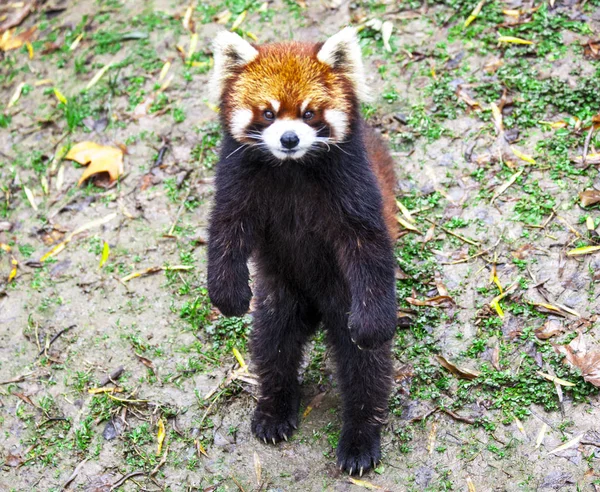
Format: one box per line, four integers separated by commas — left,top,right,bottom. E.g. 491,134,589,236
436,355,481,380
303,392,326,418
580,190,600,208
406,295,454,307
65,141,124,185
0,26,36,51
535,319,564,340
583,39,600,60
554,333,600,387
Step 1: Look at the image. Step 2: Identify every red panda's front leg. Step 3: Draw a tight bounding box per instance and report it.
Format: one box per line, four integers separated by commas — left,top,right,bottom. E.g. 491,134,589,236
207,201,254,318
335,228,397,350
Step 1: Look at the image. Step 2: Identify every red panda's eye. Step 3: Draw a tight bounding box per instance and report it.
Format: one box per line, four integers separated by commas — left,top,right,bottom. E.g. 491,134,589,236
303,111,314,121
263,110,275,120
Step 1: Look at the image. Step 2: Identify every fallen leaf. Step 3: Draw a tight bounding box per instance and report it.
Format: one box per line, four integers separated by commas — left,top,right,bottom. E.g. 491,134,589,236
381,21,393,53
566,245,600,256
303,392,326,418
0,26,36,51
554,333,600,387
466,477,476,492
8,256,17,282
7,81,25,108
548,434,583,455
87,387,123,394
535,423,547,449
254,451,261,485
498,35,534,45
491,168,522,203
195,439,209,457
464,0,485,27
53,87,67,104
69,32,84,51
157,418,166,456
536,371,575,387
397,214,421,233
572,153,600,165
510,146,535,164
583,39,600,60
535,319,564,340
348,477,385,490
86,62,112,90
65,141,124,185
5,453,24,467
406,295,454,307
580,190,600,207
436,355,481,380
99,241,110,269
23,186,37,210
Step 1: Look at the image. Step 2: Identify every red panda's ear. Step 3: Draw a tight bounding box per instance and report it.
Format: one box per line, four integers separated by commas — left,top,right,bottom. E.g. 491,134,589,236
316,27,372,102
211,31,259,101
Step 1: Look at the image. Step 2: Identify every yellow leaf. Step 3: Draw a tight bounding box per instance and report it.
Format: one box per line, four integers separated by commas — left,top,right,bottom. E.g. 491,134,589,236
245,31,258,42
34,79,53,86
25,41,33,59
195,439,209,457
567,245,600,256
53,87,67,104
65,141,124,185
514,417,526,436
503,9,520,17
0,243,11,252
159,61,171,81
182,4,193,30
490,298,504,317
233,347,247,370
23,186,38,211
8,257,17,282
466,477,476,492
86,62,112,90
40,241,67,262
464,0,485,27
498,35,534,45
187,32,198,60
586,216,595,231
99,241,110,269
157,418,166,456
490,102,503,133
348,477,385,490
206,102,220,113
87,387,123,394
548,434,583,455
536,371,575,387
535,423,547,449
396,199,415,223
7,82,25,108
397,215,421,233
69,32,84,51
491,168,522,203
215,9,232,24
231,10,247,31
511,146,535,164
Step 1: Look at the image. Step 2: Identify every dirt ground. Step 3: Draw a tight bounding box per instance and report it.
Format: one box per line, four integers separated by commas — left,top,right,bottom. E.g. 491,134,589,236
2,0,600,491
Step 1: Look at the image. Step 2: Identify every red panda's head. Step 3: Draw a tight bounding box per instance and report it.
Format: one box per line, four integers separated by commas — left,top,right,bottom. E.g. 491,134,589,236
211,28,370,160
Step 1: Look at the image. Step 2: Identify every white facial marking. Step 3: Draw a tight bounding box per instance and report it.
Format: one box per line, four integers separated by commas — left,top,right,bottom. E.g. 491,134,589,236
269,99,281,113
262,119,317,160
300,98,311,114
324,109,349,141
230,108,253,140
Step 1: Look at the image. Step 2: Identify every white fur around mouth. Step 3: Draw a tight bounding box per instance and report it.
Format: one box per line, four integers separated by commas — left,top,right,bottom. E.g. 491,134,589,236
262,119,316,160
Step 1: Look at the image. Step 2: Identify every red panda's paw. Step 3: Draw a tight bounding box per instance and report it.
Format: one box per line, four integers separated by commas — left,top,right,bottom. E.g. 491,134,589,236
208,283,252,318
348,310,396,350
336,424,381,476
251,399,299,445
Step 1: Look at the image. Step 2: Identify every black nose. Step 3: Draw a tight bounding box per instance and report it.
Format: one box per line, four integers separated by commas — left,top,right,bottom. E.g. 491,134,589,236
280,131,299,149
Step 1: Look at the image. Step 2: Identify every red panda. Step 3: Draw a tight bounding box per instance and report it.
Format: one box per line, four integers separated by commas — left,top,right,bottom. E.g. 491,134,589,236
207,28,398,476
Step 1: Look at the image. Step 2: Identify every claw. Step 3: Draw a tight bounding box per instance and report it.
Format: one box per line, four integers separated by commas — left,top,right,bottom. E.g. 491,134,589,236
291,423,298,430
357,344,363,351
360,467,363,477
283,433,288,441
272,437,276,445
339,464,344,471
349,467,353,476
263,437,267,444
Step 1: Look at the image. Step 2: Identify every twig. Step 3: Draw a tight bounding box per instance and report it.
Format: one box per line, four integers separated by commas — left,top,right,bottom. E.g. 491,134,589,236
61,458,88,490
409,406,439,423
231,475,247,492
150,446,169,477
152,145,169,168
110,471,146,491
423,218,480,247
441,408,475,424
582,124,595,168
0,372,33,385
99,366,125,387
38,325,76,357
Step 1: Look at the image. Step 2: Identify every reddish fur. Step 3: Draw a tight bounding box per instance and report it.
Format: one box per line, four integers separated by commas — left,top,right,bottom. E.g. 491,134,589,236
364,128,398,239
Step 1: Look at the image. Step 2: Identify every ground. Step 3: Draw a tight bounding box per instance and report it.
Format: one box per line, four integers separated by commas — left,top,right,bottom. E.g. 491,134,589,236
1,0,600,491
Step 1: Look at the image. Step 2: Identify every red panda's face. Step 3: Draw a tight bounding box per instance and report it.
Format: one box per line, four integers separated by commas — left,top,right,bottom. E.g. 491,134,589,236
211,29,370,161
